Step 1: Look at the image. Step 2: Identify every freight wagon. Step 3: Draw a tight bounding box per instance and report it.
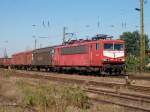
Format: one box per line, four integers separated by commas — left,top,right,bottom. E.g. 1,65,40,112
10,47,55,71
32,47,54,71
0,58,3,67
11,51,32,69
0,58,11,68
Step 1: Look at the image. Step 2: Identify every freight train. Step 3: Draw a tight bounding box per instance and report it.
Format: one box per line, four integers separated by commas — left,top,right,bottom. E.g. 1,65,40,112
0,34,125,75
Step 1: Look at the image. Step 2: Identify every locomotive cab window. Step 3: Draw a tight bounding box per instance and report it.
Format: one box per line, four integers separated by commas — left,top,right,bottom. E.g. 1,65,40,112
104,43,113,50
96,43,100,50
114,44,124,51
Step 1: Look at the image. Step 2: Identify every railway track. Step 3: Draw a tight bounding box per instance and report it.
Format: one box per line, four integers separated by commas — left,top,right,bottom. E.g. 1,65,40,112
4,70,150,112
14,70,150,93
115,74,150,81
86,87,150,112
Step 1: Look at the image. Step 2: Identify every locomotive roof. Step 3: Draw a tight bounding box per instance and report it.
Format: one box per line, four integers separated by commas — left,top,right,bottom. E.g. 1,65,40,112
55,39,124,48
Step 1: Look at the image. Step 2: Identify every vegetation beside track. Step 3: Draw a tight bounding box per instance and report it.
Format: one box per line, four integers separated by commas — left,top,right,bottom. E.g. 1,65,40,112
125,55,150,73
0,69,90,112
120,31,150,73
0,69,127,112
16,80,90,112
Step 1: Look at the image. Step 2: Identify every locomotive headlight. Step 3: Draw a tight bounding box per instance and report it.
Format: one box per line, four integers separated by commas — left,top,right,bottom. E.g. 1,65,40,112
121,58,125,61
103,58,109,62
119,58,125,61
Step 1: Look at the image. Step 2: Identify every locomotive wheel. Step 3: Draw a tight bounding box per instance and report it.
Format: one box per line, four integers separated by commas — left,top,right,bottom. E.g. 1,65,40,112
115,69,121,75
108,68,112,75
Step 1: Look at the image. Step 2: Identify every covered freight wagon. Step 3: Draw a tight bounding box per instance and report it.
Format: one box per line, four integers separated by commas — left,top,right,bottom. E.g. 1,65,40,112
12,51,33,68
32,47,54,67
0,58,3,67
0,58,11,68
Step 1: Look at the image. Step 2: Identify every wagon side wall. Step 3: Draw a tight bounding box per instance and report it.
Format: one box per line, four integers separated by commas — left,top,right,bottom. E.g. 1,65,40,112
32,47,53,66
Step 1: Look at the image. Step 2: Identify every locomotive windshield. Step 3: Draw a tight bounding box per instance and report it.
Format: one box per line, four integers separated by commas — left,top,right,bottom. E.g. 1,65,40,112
104,44,113,50
114,44,124,51
104,43,124,51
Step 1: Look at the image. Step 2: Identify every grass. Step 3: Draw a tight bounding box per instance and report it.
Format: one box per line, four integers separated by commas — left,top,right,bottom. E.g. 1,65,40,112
0,69,126,112
0,107,23,112
0,69,15,78
16,80,90,112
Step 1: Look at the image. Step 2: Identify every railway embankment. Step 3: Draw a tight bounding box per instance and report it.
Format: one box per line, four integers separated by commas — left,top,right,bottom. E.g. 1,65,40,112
1,69,150,112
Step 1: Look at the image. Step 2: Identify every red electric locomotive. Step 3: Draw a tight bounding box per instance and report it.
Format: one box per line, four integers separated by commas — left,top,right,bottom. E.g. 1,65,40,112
53,34,125,74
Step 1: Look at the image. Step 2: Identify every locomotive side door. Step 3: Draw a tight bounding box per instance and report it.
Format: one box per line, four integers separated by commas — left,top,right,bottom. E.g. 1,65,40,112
91,42,101,66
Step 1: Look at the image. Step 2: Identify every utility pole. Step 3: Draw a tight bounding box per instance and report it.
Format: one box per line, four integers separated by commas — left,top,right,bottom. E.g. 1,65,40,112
35,39,37,49
4,48,8,58
63,27,67,43
140,0,145,72
3,40,8,58
32,35,37,50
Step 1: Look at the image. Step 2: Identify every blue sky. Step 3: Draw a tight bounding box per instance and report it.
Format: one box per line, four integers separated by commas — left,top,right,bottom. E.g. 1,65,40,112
0,0,150,57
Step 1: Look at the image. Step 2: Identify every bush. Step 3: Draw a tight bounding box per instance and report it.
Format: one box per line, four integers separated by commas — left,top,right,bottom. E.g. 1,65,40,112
125,55,150,72
125,55,140,72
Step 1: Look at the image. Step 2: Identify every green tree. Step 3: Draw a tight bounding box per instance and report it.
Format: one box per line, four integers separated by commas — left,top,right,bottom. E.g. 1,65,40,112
120,31,149,72
120,31,149,56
